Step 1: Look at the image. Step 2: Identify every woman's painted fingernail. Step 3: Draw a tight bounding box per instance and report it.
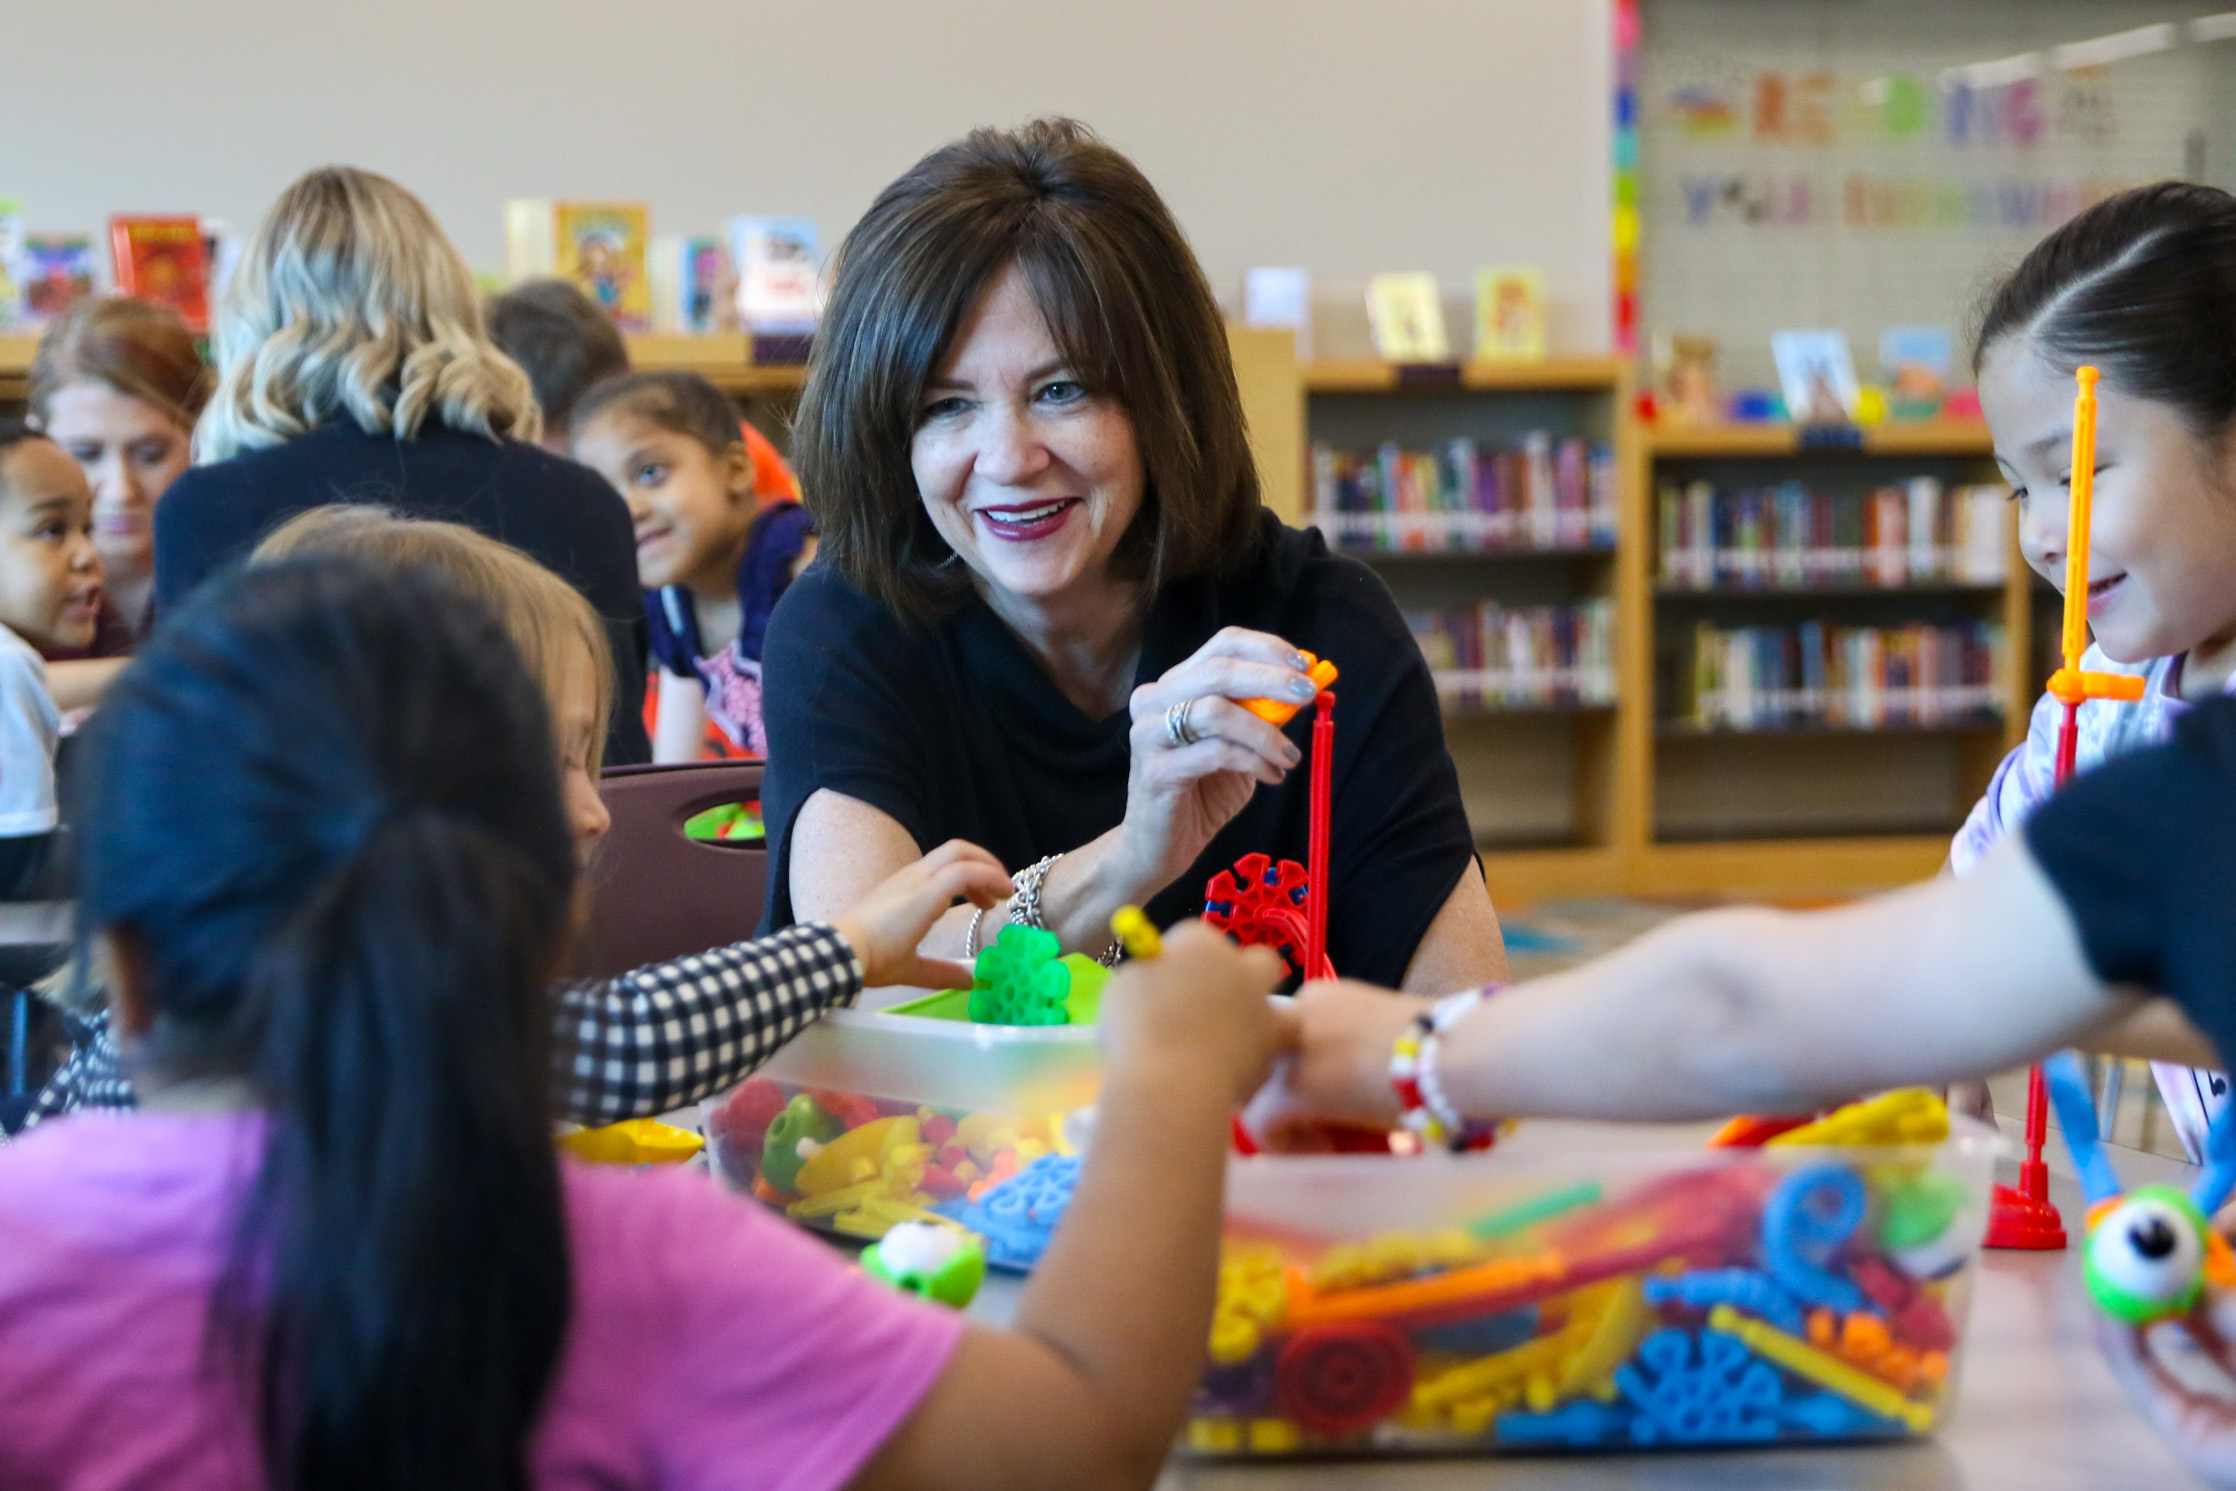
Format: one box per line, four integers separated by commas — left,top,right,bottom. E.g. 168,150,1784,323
1290,652,1311,671
1289,677,1316,699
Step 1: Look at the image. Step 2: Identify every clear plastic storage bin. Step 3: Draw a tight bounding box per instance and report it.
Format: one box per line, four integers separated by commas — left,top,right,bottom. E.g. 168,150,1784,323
1184,1116,1996,1458
703,1005,1099,1259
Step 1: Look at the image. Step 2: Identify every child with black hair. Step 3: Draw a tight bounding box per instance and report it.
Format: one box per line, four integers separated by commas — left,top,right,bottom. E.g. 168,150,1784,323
573,369,815,760
0,554,1290,1489
1944,181,2236,1142
486,278,632,454
0,425,103,898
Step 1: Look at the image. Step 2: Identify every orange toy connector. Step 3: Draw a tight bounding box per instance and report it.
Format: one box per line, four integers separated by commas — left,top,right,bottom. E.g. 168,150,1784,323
1242,656,1339,726
2045,367,2147,748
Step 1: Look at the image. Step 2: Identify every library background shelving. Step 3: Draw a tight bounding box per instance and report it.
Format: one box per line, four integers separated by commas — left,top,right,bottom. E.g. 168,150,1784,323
0,327,2033,905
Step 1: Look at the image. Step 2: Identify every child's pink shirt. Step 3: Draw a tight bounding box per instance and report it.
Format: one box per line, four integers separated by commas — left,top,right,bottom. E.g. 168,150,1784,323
0,1109,963,1491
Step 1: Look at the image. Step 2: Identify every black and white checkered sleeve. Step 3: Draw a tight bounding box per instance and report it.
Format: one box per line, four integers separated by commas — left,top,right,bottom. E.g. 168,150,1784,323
12,1009,137,1140
555,922,864,1125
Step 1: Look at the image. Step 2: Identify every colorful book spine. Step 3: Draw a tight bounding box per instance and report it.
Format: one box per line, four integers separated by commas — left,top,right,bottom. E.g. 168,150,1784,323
1309,436,1616,553
1676,620,2005,731
1657,479,2011,590
1402,599,1616,710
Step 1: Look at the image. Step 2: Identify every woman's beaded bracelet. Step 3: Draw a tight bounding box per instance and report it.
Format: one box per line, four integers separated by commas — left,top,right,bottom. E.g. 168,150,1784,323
1389,987,1499,1153
1004,852,1123,966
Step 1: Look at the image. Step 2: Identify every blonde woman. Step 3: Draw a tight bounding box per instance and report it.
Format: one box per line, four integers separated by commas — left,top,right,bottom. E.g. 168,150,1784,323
152,165,649,763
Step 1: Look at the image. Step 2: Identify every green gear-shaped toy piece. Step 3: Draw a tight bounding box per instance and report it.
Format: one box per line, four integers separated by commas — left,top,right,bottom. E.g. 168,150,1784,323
969,924,1071,1025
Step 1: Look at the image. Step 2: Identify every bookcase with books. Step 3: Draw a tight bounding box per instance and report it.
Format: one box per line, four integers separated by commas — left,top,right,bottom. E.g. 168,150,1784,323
1292,356,1641,902
1636,421,2030,895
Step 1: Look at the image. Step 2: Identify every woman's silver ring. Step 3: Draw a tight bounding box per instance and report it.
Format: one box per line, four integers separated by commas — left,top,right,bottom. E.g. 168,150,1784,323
1165,698,1201,749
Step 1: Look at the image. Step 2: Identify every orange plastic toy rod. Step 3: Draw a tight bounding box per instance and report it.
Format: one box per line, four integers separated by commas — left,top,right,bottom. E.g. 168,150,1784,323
1242,655,1340,726
2047,365,2146,777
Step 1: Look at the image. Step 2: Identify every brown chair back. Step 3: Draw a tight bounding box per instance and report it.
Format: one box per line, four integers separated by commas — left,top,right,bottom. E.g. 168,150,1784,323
572,760,767,981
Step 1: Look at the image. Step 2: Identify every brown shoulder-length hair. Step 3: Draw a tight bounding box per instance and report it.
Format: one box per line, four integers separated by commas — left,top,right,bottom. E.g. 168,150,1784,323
797,117,1262,623
28,296,212,433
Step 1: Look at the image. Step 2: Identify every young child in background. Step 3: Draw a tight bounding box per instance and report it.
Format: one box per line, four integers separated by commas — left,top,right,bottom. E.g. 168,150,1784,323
22,506,981,1131
572,370,815,761
486,278,631,455
0,427,103,900
0,555,1289,1489
1948,181,2236,1151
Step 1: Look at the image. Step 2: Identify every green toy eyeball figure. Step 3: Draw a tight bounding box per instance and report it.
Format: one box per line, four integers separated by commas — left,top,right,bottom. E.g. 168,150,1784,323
862,1221,987,1310
2047,1052,2235,1329
2086,1187,2212,1327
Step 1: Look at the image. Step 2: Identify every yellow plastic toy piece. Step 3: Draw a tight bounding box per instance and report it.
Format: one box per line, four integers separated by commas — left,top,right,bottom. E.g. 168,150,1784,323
1110,905,1162,961
795,1115,919,1197
1768,1089,1948,1148
557,1118,705,1166
2047,368,2147,716
1246,1418,1301,1453
1708,1305,1935,1432
1187,1418,1242,1453
1308,1229,1484,1294
1553,1276,1651,1402
1209,1245,1291,1365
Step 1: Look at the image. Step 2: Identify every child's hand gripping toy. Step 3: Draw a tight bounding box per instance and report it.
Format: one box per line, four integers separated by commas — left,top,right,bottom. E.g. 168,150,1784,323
2043,1051,2236,1326
1988,366,2149,1254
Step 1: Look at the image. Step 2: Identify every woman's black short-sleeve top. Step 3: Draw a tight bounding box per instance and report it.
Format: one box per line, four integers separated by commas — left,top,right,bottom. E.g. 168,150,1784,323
759,511,1477,987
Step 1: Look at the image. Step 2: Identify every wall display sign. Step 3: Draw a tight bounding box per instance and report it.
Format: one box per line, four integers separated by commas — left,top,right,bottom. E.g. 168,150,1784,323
1639,0,2236,392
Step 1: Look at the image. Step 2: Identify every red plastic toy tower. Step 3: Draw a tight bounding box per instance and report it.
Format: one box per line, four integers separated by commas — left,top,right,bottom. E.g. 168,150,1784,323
1204,666,1339,983
1983,366,2145,1251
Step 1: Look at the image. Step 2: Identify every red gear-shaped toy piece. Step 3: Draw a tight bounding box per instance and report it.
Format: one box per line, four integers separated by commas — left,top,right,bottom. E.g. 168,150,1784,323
1275,1322,1415,1439
1203,853,1311,974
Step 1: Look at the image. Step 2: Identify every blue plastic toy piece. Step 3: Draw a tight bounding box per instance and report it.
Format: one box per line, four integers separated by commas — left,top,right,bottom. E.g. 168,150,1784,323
1780,1391,1907,1439
2044,1052,2124,1206
1415,1305,1541,1358
931,1153,1082,1272
1615,1328,1783,1444
1761,1165,1869,1314
2195,1085,2236,1218
1642,1269,1806,1336
1496,1399,1631,1447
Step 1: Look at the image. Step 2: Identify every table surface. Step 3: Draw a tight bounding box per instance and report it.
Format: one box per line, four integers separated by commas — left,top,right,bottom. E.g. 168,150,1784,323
961,1165,2201,1491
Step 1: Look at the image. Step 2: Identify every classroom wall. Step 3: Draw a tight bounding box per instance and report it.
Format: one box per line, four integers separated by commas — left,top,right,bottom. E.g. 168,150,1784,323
9,0,1614,351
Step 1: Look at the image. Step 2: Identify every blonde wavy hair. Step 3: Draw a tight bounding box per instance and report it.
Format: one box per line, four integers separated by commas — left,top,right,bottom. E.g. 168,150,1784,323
197,166,541,461
254,505,611,772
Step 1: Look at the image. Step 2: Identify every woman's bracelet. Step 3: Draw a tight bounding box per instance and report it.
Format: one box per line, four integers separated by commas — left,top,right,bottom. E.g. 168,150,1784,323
1389,987,1500,1153
1009,852,1124,966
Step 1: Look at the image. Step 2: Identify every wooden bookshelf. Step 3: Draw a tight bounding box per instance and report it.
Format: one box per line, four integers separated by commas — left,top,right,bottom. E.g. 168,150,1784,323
1646,419,1995,459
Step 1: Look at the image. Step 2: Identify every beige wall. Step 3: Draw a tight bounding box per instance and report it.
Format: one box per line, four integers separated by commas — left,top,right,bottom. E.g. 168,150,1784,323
12,0,1613,350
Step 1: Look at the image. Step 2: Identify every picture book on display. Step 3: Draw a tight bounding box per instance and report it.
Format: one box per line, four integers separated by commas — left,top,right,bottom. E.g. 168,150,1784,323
1770,329,1860,424
1473,267,1546,362
0,202,24,328
1242,267,1311,357
109,216,210,329
1365,273,1448,362
731,216,821,341
652,235,736,335
505,199,652,331
15,233,96,326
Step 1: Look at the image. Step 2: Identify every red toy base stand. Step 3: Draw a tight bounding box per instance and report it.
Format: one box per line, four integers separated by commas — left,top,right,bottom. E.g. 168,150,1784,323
1984,1177,2067,1250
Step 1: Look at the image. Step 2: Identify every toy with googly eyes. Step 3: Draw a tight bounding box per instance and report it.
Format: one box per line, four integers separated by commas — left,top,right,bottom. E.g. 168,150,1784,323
2043,1051,2236,1327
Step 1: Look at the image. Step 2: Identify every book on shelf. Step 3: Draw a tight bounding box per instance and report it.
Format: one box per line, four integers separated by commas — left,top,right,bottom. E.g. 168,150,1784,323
651,235,737,335
1676,619,2004,732
1406,599,1615,711
731,216,820,336
108,216,210,329
0,201,23,329
1365,272,1448,362
1657,477,2009,590
1310,435,1616,553
1473,267,1546,362
12,231,96,325
504,200,653,331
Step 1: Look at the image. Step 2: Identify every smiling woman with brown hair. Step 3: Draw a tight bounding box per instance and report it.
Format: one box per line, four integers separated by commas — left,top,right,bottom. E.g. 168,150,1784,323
761,118,1506,992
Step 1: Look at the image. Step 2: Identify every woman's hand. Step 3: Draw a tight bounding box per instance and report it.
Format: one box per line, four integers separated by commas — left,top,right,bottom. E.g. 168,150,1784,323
1242,978,1426,1146
827,839,1013,990
1099,921,1294,1108
1116,627,1316,899
2092,1295,2236,1487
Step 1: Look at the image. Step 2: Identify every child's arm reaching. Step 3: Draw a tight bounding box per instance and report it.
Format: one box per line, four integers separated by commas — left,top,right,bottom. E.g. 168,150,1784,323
852,924,1292,1491
1264,829,2142,1131
556,840,1009,1123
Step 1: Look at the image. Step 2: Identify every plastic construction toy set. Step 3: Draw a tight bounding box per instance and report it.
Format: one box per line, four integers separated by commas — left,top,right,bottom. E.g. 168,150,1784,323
1183,1095,1995,1459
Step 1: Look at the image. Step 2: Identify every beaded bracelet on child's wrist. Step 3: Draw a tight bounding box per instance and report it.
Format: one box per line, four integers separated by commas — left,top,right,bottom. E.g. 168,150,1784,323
1389,987,1500,1153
